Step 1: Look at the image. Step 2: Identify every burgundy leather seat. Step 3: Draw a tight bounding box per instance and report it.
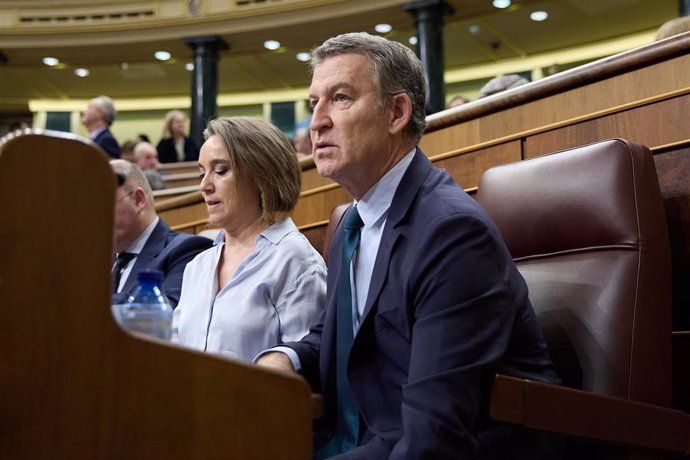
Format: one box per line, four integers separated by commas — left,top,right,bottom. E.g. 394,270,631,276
476,138,688,457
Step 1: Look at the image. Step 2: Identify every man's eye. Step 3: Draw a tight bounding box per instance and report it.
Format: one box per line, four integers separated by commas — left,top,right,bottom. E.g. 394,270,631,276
335,94,349,102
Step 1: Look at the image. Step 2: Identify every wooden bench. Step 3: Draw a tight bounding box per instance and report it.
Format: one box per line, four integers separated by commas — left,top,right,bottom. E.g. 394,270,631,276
0,130,314,459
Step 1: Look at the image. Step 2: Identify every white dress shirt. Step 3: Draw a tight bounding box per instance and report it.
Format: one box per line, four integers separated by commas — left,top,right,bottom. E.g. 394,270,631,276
114,217,159,293
349,148,415,330
173,217,327,361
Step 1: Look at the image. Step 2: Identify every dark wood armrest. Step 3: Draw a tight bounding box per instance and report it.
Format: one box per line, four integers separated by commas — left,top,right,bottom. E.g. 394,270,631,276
490,374,690,456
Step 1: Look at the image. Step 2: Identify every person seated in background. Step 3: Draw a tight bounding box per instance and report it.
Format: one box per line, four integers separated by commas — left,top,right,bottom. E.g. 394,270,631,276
156,110,200,163
256,32,559,459
656,15,690,40
478,73,530,99
110,160,212,307
446,94,471,108
293,125,313,157
133,141,165,191
136,133,151,144
172,116,326,362
120,140,137,162
81,95,121,159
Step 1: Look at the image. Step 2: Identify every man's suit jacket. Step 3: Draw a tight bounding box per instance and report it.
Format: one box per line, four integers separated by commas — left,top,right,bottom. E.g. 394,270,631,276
113,219,212,307
286,150,559,459
156,137,199,163
94,128,121,159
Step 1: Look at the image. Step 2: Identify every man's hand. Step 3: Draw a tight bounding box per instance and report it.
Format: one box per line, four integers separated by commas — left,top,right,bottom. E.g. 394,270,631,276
256,352,295,373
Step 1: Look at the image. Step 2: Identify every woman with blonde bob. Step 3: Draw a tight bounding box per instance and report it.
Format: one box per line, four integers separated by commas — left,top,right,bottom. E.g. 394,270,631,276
156,110,200,163
173,117,326,361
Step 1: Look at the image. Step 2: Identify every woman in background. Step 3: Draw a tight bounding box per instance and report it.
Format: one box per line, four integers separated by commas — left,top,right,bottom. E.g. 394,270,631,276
156,110,199,163
173,116,326,361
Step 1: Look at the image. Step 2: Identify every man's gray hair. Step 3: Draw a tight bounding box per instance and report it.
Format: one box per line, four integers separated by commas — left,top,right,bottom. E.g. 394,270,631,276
133,141,156,159
310,32,427,143
94,95,117,126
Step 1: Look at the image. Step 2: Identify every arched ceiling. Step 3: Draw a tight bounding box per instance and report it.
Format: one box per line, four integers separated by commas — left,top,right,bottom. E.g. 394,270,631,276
0,0,678,113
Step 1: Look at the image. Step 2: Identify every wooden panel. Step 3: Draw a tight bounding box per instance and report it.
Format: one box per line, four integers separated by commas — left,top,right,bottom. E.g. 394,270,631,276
523,94,690,158
158,160,197,175
162,172,200,188
0,131,313,460
434,140,521,190
424,35,690,150
301,164,334,190
301,222,329,256
158,199,207,228
422,51,690,158
293,186,351,228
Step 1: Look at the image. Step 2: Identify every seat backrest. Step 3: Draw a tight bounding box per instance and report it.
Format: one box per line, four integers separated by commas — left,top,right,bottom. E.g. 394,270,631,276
321,202,350,264
476,138,672,407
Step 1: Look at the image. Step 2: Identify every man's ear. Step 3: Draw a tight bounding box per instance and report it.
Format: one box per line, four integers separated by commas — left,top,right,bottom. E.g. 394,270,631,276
133,187,147,211
388,93,413,136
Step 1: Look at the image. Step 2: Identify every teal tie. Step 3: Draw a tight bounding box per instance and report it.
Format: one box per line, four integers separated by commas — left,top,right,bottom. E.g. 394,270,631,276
317,206,364,458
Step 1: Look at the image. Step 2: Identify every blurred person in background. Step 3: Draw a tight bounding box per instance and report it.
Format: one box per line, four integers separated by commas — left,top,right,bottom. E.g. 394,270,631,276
81,95,121,159
157,110,199,163
133,142,165,191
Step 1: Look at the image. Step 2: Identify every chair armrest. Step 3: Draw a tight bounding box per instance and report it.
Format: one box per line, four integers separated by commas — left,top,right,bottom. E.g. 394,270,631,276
490,374,690,455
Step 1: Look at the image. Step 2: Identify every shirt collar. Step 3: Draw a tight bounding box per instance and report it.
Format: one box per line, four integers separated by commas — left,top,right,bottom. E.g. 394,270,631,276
216,217,297,247
356,148,416,228
126,217,159,255
259,217,298,245
89,125,107,140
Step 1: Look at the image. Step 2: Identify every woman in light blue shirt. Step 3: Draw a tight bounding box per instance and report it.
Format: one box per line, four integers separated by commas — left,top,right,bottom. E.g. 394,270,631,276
173,117,326,361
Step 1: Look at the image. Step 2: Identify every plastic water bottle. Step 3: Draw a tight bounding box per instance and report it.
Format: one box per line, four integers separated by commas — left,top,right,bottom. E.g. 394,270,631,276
118,269,173,340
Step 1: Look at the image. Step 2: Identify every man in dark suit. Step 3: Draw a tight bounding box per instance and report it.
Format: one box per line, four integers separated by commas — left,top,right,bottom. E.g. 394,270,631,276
257,33,560,459
110,160,212,307
81,95,121,159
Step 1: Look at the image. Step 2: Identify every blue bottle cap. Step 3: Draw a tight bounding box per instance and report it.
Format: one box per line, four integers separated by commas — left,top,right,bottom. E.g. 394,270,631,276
137,269,164,284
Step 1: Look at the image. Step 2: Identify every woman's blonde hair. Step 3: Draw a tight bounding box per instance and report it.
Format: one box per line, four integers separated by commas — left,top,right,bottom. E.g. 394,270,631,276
161,110,187,139
203,117,301,223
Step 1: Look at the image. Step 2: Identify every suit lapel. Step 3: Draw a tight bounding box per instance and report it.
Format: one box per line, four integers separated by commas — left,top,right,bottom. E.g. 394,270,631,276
121,219,169,294
358,149,433,326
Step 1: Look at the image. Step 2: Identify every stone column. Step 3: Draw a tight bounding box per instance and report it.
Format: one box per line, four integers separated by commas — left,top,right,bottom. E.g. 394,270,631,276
184,36,229,147
404,0,453,114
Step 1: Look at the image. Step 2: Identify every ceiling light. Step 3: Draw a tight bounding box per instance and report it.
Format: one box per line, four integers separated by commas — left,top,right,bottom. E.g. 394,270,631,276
296,52,311,62
74,68,90,77
468,24,481,35
185,62,194,71
264,40,281,50
43,57,60,66
375,23,392,34
492,0,511,8
154,51,172,61
530,10,548,21
120,62,129,70
408,36,418,45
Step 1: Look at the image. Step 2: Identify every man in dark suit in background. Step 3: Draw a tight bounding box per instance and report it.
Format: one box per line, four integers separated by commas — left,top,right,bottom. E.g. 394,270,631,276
257,32,560,459
110,160,212,307
81,95,121,159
